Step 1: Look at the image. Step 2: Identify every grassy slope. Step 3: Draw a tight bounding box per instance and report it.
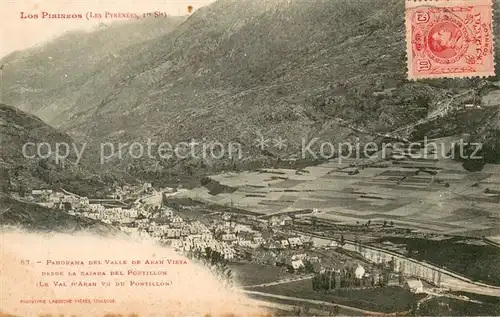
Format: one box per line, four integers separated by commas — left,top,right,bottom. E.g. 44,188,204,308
252,278,424,313
228,261,290,286
415,297,500,316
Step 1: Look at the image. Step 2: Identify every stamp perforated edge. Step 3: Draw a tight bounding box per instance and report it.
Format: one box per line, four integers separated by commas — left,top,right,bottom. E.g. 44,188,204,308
404,0,496,80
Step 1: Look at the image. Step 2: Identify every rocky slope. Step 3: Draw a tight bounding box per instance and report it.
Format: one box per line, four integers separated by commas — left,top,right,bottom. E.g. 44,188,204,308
0,104,119,234
2,0,500,180
0,103,124,196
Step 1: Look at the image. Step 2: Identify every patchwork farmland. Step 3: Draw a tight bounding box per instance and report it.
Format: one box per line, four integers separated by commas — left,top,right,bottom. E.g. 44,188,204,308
182,138,500,239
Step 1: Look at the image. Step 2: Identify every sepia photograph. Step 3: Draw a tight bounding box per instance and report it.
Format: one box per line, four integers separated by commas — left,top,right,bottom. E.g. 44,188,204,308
1,0,500,316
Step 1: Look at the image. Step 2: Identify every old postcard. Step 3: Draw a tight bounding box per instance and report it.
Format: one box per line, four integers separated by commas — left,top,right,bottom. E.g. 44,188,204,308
1,0,500,316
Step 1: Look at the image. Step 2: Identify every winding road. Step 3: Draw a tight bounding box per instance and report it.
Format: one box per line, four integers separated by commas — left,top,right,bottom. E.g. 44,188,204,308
244,274,315,289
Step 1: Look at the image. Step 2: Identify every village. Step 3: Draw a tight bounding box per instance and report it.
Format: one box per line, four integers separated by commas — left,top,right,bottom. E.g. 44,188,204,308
9,173,497,313
21,184,431,295
3,176,497,317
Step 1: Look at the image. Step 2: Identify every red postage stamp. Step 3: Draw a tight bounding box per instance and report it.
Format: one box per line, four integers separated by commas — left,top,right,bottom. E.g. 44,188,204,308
405,0,495,79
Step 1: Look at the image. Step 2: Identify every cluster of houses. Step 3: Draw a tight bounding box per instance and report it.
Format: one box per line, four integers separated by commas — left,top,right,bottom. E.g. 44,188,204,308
28,187,153,224
115,211,315,261
27,187,237,260
30,190,89,210
119,210,238,260
28,189,312,264
80,206,139,224
28,187,429,294
268,215,293,227
183,233,236,260
108,182,154,199
261,236,311,250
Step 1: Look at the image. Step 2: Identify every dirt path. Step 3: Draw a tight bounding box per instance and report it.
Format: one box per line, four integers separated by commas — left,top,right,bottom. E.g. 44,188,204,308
244,274,315,288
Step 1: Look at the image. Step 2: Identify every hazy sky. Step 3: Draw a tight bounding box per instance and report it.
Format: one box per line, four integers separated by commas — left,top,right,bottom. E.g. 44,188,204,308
0,0,216,58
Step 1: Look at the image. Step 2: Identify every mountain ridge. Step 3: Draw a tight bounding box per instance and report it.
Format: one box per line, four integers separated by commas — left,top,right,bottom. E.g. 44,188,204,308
2,0,500,181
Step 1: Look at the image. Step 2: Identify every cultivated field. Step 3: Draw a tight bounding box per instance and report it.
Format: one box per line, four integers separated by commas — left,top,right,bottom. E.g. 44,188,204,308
182,138,500,239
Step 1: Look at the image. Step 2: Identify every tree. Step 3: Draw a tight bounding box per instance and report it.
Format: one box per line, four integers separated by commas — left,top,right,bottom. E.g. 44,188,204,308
398,273,404,285
379,272,389,287
304,261,315,274
312,275,319,291
311,216,318,229
406,245,413,257
18,185,26,197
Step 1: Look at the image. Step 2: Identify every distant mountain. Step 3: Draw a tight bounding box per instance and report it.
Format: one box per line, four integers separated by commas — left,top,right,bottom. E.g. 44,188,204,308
3,0,500,181
1,16,186,123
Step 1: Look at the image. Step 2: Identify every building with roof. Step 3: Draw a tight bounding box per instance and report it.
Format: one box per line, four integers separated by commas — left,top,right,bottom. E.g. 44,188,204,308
222,233,237,242
404,278,424,293
291,259,305,271
288,237,303,248
280,239,290,248
355,264,366,279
